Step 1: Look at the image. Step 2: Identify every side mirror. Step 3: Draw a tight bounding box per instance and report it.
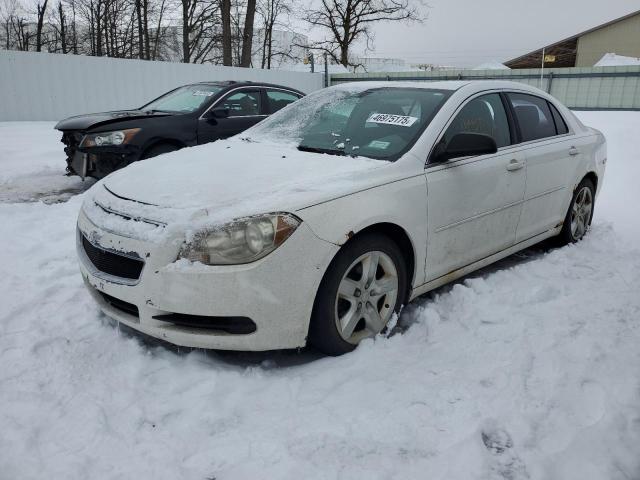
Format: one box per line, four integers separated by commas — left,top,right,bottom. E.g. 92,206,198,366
209,107,230,119
432,133,497,163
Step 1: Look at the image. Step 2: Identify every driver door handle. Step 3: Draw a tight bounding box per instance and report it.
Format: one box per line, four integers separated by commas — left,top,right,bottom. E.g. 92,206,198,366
506,159,524,171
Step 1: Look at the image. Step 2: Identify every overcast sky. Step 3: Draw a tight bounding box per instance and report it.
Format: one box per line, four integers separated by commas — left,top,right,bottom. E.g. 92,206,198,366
345,0,639,67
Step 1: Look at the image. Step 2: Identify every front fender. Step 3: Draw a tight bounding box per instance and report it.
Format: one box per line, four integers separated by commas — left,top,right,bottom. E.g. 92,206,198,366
295,174,428,287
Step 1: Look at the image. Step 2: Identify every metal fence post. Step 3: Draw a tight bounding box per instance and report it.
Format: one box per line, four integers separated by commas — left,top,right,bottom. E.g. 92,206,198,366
324,52,329,88
547,72,554,94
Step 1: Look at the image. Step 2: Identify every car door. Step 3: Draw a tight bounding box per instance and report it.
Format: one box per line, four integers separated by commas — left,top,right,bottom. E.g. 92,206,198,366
425,92,526,281
506,93,581,242
197,88,266,144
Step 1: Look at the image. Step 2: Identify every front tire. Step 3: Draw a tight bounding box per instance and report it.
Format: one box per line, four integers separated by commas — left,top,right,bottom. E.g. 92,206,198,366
309,233,408,356
558,178,595,245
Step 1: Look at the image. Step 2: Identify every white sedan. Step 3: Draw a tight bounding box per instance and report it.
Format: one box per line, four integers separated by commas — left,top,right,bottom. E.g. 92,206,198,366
77,80,606,355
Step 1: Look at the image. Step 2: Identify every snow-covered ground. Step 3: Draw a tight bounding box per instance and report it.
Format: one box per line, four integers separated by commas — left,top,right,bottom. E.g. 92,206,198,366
0,122,94,203
0,112,639,480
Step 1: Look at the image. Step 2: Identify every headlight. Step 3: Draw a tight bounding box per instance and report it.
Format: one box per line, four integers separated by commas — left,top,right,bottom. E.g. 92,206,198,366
80,128,140,148
179,213,301,265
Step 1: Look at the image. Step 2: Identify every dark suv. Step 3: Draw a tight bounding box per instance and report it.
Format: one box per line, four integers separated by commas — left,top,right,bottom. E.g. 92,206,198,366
55,81,304,179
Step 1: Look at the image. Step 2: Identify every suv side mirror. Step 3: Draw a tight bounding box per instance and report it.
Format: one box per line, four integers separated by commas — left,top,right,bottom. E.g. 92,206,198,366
210,107,230,119
432,133,497,163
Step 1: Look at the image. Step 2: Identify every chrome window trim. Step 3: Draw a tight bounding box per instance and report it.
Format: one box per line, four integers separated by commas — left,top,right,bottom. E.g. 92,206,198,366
425,88,576,168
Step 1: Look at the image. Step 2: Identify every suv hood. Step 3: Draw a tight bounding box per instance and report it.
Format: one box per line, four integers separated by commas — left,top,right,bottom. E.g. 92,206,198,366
55,109,171,131
101,139,389,222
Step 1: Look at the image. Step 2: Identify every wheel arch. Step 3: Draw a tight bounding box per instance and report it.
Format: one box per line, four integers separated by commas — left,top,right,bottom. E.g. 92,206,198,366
582,171,598,193
141,138,186,158
340,222,416,301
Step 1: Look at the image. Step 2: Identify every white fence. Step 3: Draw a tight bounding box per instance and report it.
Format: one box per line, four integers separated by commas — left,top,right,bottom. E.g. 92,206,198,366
0,51,324,121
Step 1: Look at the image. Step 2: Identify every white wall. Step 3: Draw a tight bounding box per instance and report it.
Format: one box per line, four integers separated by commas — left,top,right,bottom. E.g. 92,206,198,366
0,51,325,121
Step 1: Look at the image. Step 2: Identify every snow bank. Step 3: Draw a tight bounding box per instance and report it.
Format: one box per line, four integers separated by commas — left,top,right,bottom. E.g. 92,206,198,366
0,112,639,479
594,53,640,67
472,61,510,70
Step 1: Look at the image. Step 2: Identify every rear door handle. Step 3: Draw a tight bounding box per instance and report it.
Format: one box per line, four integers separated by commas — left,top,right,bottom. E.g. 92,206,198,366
506,159,524,171
569,146,580,156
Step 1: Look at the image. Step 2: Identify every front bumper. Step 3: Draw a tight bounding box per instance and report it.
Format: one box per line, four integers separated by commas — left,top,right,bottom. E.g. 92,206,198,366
68,149,139,180
77,208,339,350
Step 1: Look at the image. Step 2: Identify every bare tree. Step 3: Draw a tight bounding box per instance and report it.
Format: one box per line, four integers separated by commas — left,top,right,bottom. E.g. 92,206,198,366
256,0,292,68
181,0,218,63
303,0,422,67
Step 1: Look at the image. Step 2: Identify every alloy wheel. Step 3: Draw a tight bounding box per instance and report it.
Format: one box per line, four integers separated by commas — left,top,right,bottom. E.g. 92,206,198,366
334,250,399,344
570,186,593,240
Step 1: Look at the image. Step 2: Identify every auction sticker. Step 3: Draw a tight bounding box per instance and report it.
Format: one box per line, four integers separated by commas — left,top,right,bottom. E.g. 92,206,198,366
368,140,391,149
366,112,418,127
192,90,215,96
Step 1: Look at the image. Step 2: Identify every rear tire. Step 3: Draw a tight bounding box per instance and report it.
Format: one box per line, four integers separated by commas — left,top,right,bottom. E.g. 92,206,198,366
141,143,180,160
309,233,408,356
558,177,595,245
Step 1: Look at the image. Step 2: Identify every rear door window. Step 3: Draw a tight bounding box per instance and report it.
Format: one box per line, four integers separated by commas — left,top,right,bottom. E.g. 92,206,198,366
266,90,301,113
442,93,512,149
508,93,557,142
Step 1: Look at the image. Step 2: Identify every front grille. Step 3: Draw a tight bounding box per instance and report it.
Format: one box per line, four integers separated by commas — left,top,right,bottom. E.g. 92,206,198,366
99,291,139,318
61,131,83,174
82,235,144,280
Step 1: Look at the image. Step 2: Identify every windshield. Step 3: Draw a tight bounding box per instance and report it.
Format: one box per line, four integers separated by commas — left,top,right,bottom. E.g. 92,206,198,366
142,84,223,113
243,86,451,161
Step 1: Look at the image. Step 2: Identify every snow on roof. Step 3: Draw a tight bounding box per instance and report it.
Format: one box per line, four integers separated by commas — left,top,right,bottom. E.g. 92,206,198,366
472,61,510,70
594,53,640,67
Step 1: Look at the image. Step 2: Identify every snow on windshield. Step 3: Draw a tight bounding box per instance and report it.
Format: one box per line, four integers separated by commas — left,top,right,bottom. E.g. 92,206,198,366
243,84,368,147
242,83,450,161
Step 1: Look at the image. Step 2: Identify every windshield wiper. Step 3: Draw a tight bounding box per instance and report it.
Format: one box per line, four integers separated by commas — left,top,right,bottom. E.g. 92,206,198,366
297,145,346,156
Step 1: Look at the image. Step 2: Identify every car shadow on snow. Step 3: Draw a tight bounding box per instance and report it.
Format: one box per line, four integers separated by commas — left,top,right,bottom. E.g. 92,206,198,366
103,238,558,369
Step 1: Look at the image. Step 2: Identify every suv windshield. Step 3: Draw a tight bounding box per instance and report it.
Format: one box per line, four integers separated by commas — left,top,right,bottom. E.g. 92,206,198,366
244,86,451,161
142,84,223,113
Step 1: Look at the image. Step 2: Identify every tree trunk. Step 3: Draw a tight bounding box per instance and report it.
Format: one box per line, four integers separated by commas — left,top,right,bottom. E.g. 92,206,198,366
340,43,349,67
36,0,48,52
221,0,232,66
239,0,255,67
135,0,143,58
71,0,77,54
181,0,189,62
95,0,103,56
143,0,150,59
58,2,67,53
151,0,165,60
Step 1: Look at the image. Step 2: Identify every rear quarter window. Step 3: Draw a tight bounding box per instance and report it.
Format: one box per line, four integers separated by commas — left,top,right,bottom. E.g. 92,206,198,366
548,102,569,135
266,90,301,114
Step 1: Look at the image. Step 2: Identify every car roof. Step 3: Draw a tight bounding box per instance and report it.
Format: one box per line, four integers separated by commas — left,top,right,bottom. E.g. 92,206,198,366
330,79,550,96
184,80,305,94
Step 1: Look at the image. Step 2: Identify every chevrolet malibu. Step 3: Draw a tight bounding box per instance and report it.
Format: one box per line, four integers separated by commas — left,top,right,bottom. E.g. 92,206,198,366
77,80,606,355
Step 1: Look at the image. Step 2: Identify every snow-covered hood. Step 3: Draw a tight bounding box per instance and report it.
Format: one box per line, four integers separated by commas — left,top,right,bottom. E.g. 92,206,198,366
104,139,388,210
92,139,396,235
